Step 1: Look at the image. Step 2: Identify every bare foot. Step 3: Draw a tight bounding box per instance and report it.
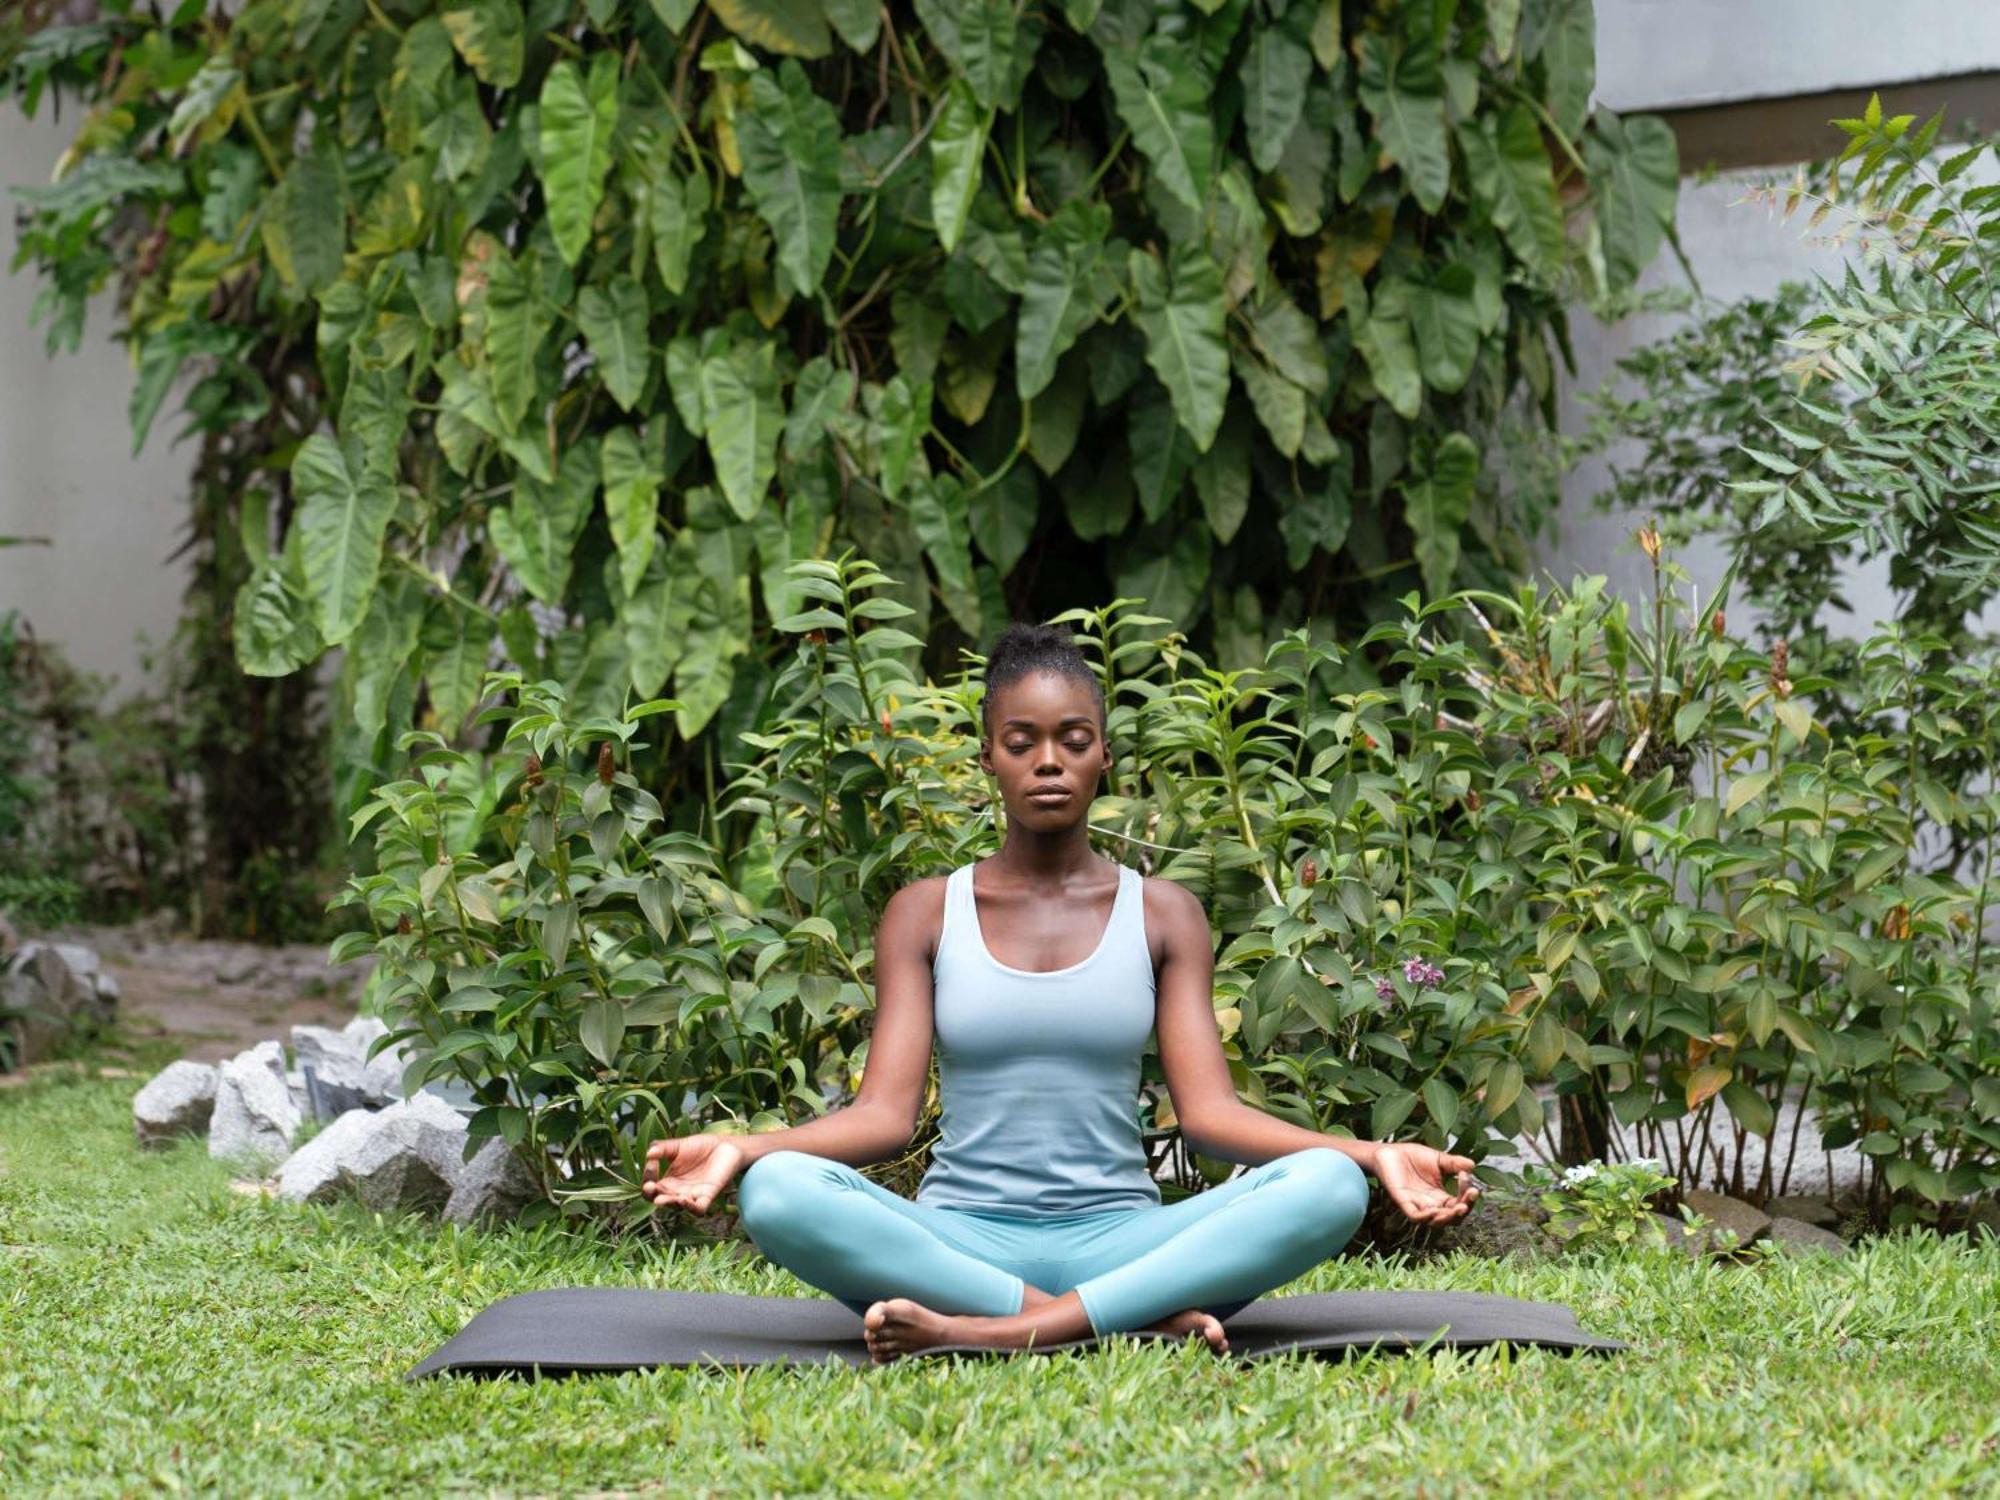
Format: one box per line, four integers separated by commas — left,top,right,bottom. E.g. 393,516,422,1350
863,1298,980,1363
860,1296,1229,1364
1143,1308,1230,1355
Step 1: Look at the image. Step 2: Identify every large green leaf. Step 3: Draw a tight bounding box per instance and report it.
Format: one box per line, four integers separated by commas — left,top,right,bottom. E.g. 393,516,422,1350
264,145,344,294
1128,378,1195,520
738,60,844,296
1351,276,1423,420
822,0,880,51
540,54,621,266
293,433,396,646
234,556,322,677
1405,431,1480,599
1242,23,1312,173
1407,266,1481,394
1356,32,1450,214
576,276,651,411
1113,521,1211,625
1026,355,1088,475
647,169,708,296
1192,408,1251,541
875,375,930,501
1458,106,1565,283
420,596,486,737
1233,346,1306,457
785,356,856,460
1102,37,1214,214
1016,201,1110,401
1131,244,1230,452
908,473,980,634
968,465,1038,574
1587,109,1680,291
701,340,783,520
623,532,698,698
929,80,991,255
484,242,552,435
708,0,831,57
602,421,664,598
916,0,1020,110
1247,288,1329,395
488,433,598,604
440,0,524,88
1527,0,1595,139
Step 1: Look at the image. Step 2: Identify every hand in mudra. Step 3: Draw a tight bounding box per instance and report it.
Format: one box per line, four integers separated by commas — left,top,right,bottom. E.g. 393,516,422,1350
1375,1141,1480,1225
641,1134,747,1214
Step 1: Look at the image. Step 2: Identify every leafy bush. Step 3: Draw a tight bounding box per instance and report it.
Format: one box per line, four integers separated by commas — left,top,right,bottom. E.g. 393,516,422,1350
341,550,1999,1231
7,0,1681,830
1521,1157,1680,1252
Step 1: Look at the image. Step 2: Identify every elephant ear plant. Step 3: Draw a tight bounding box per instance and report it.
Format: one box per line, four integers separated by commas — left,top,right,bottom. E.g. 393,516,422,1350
334,673,861,1219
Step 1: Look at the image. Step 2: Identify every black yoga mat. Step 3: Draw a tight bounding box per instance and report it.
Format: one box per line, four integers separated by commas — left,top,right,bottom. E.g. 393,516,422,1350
408,1288,1624,1378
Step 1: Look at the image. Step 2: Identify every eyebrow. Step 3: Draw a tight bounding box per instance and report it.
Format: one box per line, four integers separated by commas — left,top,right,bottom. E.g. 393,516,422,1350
999,716,1098,729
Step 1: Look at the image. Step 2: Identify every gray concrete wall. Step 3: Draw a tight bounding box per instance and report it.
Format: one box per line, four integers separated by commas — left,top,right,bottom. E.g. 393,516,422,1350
1550,2,2000,637
1596,0,2000,112
2,99,191,699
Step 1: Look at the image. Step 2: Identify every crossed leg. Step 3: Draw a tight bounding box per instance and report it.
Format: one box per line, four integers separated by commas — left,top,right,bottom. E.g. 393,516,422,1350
735,1148,1371,1362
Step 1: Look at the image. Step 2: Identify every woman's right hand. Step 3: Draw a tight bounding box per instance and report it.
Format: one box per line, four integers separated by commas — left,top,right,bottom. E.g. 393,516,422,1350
641,1133,749,1214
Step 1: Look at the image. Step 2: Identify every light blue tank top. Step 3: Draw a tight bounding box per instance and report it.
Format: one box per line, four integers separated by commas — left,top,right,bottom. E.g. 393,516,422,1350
914,859,1163,1216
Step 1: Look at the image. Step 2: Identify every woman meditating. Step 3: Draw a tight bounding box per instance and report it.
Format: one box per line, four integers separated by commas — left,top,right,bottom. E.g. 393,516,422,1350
642,624,1479,1362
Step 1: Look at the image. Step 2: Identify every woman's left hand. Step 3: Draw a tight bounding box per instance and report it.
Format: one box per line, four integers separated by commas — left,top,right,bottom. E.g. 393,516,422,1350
1374,1142,1481,1225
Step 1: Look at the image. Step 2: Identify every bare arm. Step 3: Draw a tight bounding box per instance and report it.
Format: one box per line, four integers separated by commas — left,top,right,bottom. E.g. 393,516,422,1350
726,876,943,1169
1149,878,1385,1176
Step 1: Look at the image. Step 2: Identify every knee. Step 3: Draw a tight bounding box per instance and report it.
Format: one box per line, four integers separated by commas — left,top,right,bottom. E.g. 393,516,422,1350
1278,1148,1370,1252
735,1150,834,1244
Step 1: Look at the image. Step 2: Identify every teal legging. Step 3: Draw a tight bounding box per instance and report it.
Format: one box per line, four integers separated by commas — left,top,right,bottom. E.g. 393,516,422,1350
734,1146,1370,1335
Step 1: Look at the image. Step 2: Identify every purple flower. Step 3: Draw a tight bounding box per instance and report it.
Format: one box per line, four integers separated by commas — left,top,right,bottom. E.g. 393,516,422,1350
1374,974,1395,1002
1402,957,1446,988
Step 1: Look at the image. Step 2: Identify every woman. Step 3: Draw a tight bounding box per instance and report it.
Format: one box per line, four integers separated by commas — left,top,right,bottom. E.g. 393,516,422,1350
643,623,1479,1362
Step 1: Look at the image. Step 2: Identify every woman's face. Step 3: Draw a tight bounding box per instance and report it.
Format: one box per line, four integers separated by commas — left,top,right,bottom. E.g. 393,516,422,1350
979,670,1111,832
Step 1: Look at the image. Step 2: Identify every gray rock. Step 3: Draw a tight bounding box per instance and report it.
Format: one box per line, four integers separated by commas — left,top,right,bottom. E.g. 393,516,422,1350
443,1137,541,1225
1768,1215,1847,1257
208,1041,301,1168
1649,1212,1707,1255
1420,1198,1559,1260
1964,1199,1999,1242
1766,1194,1839,1228
132,1060,219,1146
1681,1189,1773,1252
276,1092,467,1213
1,944,103,1063
292,1017,404,1119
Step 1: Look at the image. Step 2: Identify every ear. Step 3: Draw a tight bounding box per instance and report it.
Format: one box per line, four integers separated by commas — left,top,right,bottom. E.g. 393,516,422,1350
977,736,994,776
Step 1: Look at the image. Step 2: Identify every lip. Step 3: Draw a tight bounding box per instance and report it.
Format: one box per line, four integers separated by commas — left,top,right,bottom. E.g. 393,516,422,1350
1025,787,1073,802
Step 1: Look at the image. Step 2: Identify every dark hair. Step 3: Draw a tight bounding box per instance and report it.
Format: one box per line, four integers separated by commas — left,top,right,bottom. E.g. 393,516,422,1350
981,622,1105,736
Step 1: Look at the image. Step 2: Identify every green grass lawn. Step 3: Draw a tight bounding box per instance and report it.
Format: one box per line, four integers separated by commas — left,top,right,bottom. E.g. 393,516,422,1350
4,1067,1997,1498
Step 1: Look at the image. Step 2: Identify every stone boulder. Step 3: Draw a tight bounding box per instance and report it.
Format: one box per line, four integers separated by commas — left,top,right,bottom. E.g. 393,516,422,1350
443,1137,541,1226
2,943,111,1064
1766,1194,1839,1228
291,1017,405,1120
276,1092,468,1213
1649,1212,1707,1255
132,1060,219,1146
208,1040,301,1168
1420,1197,1559,1260
1680,1190,1773,1253
1768,1216,1847,1257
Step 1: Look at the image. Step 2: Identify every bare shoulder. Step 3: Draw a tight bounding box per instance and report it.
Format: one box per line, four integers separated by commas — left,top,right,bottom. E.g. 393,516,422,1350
880,874,951,960
1138,873,1210,942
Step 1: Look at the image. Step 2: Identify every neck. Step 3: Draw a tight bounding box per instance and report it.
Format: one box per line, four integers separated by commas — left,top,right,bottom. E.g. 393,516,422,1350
992,817,1100,881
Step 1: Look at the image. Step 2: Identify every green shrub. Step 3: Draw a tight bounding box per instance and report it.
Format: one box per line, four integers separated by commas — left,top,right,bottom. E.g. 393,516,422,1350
7,1,1681,831
339,549,2000,1231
